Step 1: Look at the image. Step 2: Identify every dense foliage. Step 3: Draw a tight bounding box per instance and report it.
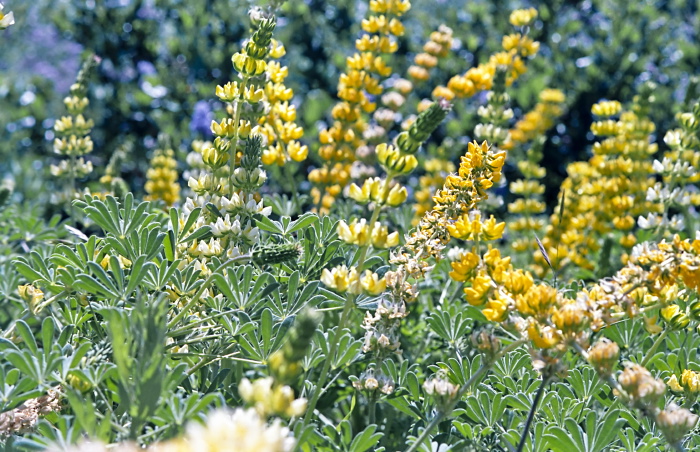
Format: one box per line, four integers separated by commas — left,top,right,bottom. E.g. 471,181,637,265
1,1,700,451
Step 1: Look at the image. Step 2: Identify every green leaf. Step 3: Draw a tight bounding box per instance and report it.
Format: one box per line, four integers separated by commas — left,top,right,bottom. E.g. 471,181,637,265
348,424,383,452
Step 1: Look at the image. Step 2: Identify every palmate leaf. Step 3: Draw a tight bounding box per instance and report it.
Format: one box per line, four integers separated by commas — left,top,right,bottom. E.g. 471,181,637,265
212,265,276,311
426,306,474,348
544,410,625,452
14,250,61,291
75,193,159,239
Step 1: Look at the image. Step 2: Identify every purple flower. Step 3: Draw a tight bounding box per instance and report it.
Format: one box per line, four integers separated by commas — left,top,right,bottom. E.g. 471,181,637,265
137,61,157,76
190,100,213,137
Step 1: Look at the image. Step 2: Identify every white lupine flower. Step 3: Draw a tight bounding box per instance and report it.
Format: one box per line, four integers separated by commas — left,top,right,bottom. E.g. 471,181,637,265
638,213,661,229
652,159,666,174
0,3,14,30
184,408,295,452
226,245,243,260
671,188,691,206
664,129,682,148
211,215,233,236
669,214,685,231
646,185,659,202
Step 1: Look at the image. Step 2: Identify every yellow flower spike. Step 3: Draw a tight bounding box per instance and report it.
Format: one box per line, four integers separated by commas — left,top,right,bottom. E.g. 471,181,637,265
591,100,622,117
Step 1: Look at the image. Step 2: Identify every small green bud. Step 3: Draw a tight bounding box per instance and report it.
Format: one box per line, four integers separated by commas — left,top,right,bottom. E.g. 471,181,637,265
252,243,301,266
396,98,452,155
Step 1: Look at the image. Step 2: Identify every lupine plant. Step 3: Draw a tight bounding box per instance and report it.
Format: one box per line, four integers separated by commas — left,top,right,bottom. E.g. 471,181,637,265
1,1,700,452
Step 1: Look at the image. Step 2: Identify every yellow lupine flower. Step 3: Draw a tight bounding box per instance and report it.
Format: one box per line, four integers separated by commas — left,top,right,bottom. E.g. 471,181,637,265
360,270,386,295
464,271,492,306
449,251,479,282
321,265,359,293
483,292,509,322
509,7,538,27
337,219,372,246
371,224,399,248
527,322,559,349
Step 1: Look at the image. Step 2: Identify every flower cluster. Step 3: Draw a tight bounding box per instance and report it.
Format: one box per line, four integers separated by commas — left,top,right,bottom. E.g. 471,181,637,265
507,89,566,255
259,39,309,166
541,85,659,275
408,24,453,84
0,388,61,437
54,409,295,452
310,0,410,213
50,54,100,201
144,144,180,207
434,8,539,101
641,100,700,235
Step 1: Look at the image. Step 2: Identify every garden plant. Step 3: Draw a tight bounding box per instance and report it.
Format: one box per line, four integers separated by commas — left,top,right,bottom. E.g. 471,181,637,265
1,0,700,451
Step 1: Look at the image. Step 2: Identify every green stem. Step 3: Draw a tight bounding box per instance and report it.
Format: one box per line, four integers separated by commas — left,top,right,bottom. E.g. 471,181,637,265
516,377,549,452
641,329,669,367
405,339,527,452
298,175,395,441
69,153,77,227
166,254,251,329
228,76,250,195
368,392,377,425
299,292,354,429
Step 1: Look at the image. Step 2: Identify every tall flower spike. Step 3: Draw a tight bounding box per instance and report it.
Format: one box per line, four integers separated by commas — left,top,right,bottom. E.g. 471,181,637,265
51,54,100,203
145,143,180,207
310,0,411,213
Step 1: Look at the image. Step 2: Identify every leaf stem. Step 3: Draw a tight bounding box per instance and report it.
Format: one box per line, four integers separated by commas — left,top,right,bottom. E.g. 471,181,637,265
297,176,394,444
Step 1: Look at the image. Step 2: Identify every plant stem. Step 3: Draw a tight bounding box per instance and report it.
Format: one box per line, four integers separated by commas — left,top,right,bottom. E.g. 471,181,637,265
166,254,251,329
368,392,377,425
641,329,668,367
298,177,395,441
405,339,527,452
228,76,250,195
516,377,548,452
299,292,354,428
